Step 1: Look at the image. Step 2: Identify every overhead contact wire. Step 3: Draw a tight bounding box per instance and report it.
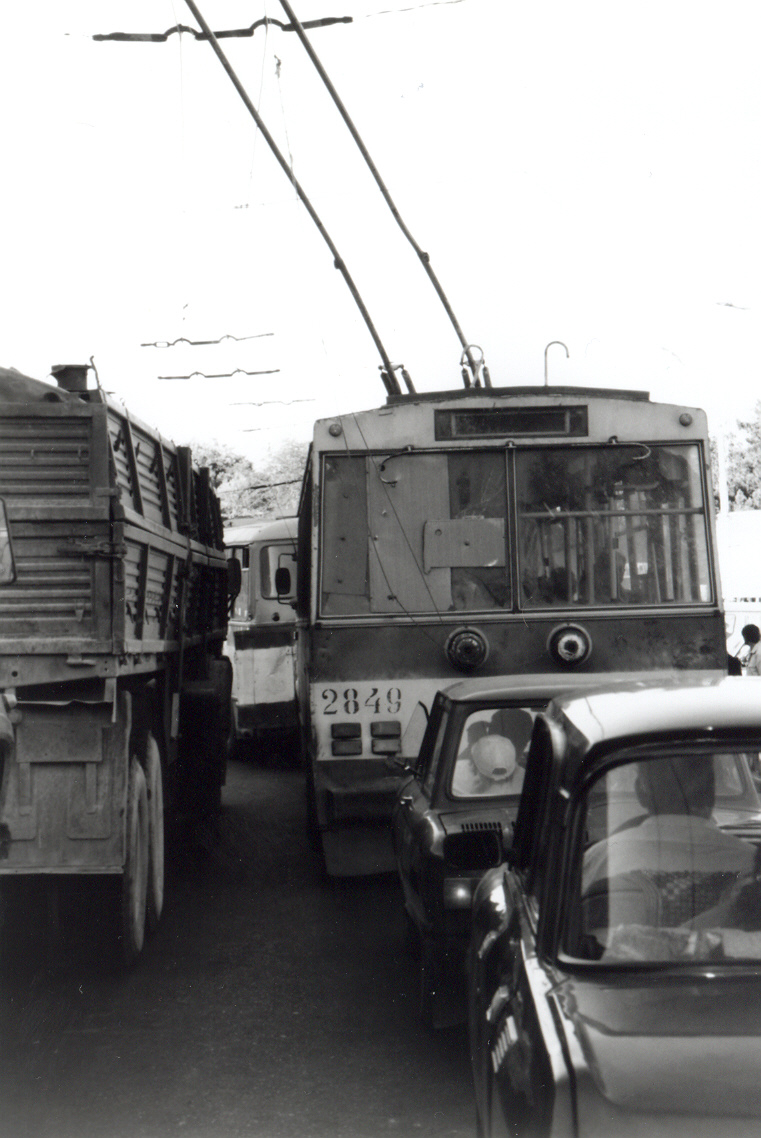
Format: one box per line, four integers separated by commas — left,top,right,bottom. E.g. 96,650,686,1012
277,0,483,387
182,0,402,397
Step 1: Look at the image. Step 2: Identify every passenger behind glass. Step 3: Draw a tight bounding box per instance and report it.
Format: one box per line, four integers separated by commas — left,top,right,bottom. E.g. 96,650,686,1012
584,756,755,896
451,708,532,798
451,735,525,797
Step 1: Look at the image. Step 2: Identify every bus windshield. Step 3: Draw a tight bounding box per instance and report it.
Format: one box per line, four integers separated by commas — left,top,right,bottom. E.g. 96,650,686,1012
517,443,711,608
319,443,712,617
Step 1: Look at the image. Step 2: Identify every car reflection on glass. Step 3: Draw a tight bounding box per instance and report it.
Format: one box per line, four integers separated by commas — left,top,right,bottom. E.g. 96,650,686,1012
586,749,761,846
390,673,609,1029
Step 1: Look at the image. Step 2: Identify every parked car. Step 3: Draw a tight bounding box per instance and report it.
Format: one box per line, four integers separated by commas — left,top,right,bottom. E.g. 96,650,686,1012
468,675,761,1138
390,673,619,1028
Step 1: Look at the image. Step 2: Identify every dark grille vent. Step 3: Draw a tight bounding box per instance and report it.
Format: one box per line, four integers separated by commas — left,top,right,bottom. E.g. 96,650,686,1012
444,828,503,871
461,820,503,834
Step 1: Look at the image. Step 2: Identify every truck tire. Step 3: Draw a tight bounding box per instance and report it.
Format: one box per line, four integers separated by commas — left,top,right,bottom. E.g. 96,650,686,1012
209,656,234,772
209,657,233,745
179,672,229,819
199,697,225,816
121,755,149,965
144,733,164,934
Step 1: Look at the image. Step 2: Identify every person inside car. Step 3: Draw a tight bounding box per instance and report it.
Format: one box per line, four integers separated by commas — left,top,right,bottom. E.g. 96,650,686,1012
582,756,755,934
585,756,754,885
452,733,525,797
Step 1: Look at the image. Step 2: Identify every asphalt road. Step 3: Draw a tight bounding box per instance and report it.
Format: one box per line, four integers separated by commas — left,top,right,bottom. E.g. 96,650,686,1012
0,756,475,1138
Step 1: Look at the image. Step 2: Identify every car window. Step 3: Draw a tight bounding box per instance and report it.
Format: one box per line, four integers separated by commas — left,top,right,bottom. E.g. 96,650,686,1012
584,754,761,846
567,751,761,964
450,706,536,799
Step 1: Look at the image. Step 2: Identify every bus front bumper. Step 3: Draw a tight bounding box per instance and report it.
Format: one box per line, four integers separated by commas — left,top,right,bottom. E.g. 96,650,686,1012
314,758,405,827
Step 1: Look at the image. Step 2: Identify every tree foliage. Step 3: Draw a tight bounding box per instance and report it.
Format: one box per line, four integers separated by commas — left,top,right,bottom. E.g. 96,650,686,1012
711,401,761,512
190,437,307,522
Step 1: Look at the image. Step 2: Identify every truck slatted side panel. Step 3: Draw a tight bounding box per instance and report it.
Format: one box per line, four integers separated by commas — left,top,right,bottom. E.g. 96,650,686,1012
184,563,218,638
161,448,179,527
107,410,180,532
0,394,226,655
0,415,93,500
108,417,136,509
196,562,228,633
0,525,98,633
0,403,112,646
121,537,181,644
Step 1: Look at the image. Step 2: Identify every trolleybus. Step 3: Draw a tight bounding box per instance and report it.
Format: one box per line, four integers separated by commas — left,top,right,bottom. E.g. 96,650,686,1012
224,516,298,758
293,385,726,875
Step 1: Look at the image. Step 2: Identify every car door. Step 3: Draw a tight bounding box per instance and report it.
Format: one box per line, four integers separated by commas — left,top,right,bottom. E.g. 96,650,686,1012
393,698,451,926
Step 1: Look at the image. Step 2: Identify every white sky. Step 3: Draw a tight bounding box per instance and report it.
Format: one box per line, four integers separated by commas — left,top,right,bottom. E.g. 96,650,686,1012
1,1,759,460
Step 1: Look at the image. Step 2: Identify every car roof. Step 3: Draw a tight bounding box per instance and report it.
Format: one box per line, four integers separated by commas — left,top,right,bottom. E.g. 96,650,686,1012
440,668,720,706
224,516,297,546
548,675,761,754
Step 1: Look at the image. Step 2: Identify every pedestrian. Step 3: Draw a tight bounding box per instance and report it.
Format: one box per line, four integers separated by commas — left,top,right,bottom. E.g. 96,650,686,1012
741,624,761,675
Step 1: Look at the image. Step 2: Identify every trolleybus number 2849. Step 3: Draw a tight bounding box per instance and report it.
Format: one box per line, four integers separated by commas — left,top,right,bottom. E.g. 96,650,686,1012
321,687,403,716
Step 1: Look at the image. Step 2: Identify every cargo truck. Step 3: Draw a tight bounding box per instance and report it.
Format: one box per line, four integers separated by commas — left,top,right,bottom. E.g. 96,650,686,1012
0,364,235,962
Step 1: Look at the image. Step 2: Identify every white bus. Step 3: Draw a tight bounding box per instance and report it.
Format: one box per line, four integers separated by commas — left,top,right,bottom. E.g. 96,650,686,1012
224,516,298,758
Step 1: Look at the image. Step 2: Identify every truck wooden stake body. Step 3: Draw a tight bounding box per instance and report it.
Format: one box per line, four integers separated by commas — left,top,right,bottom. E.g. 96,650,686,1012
0,364,234,962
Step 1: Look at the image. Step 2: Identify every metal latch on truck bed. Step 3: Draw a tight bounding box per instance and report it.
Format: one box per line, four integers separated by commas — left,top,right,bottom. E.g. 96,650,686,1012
59,538,127,559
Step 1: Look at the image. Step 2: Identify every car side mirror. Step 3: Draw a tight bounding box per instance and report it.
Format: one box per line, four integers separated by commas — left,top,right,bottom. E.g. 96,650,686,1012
227,556,242,600
275,566,292,597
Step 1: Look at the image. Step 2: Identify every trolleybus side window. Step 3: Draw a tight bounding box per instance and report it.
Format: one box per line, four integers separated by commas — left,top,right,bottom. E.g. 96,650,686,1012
516,443,711,608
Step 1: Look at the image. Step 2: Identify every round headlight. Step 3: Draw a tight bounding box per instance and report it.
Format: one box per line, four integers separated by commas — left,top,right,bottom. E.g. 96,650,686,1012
445,626,489,672
547,623,593,667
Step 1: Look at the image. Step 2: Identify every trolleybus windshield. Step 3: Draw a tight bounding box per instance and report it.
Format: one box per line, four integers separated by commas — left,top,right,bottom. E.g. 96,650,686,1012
319,442,711,616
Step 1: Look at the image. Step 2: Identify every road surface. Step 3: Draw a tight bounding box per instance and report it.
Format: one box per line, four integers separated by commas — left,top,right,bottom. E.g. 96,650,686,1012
0,756,475,1138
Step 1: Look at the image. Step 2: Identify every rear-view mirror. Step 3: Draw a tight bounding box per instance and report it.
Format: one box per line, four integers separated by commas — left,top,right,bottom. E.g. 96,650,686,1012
275,566,292,597
227,556,242,600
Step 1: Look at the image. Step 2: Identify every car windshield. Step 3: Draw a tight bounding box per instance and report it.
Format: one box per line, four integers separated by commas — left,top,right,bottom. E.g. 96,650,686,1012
569,751,761,964
450,706,537,799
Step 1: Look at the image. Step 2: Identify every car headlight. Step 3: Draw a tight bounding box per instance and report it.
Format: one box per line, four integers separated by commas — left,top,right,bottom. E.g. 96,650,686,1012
443,877,477,909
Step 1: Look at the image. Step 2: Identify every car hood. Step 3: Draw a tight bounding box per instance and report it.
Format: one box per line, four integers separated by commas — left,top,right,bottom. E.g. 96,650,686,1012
559,973,761,1117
